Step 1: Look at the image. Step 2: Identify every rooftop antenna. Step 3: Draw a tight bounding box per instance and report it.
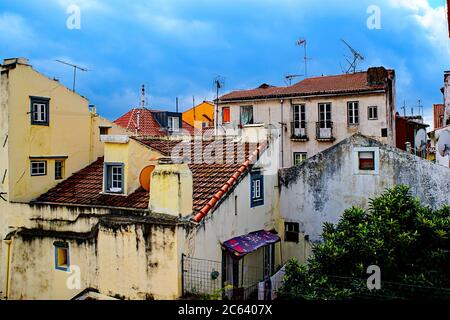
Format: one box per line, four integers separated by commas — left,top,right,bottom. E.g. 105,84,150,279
284,74,303,86
401,100,407,116
417,99,423,118
140,84,146,108
296,39,310,78
176,97,179,113
55,59,88,92
213,76,224,135
341,39,365,73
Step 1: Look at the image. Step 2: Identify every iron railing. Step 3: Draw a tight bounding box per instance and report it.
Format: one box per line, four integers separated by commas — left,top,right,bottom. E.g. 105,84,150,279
316,121,335,141
290,121,308,140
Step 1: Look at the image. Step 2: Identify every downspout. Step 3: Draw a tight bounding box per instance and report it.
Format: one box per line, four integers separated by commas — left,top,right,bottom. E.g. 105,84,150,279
4,239,11,300
89,108,96,163
280,99,284,168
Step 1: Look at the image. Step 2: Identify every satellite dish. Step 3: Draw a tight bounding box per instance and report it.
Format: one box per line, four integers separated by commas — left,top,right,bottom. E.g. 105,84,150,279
437,130,450,157
139,165,155,192
414,129,427,150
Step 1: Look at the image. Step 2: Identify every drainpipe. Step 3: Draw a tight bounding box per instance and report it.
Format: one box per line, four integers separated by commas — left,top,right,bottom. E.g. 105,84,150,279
4,239,12,300
280,99,284,168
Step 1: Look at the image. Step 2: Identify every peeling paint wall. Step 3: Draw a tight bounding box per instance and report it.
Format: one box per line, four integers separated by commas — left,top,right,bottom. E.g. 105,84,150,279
279,134,450,262
5,207,180,300
219,91,394,167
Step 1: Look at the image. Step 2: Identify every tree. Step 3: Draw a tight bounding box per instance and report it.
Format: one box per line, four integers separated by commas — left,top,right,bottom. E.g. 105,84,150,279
278,185,450,300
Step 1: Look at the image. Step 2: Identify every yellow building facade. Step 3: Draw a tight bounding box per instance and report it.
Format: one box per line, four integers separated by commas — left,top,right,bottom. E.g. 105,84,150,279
0,58,125,298
182,101,214,129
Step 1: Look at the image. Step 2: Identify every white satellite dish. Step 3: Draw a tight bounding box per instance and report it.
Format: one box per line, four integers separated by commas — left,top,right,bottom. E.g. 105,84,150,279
437,130,450,157
414,129,427,151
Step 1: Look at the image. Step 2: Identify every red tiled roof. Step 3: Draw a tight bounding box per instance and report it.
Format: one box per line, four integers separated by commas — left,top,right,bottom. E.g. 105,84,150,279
35,157,149,209
114,108,166,136
35,139,265,217
220,70,387,102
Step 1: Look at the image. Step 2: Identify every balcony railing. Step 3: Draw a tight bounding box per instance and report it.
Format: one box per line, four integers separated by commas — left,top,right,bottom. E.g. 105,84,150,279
290,121,308,141
316,121,335,141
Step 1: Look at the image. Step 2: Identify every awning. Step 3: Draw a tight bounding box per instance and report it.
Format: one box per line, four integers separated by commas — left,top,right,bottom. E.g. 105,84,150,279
222,230,280,258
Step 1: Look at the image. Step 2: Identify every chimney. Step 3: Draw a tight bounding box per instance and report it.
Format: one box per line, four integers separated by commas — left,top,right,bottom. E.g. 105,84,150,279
367,67,388,86
149,157,193,217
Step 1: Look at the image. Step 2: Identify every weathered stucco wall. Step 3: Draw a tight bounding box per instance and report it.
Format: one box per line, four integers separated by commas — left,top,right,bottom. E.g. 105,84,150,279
219,91,393,168
6,209,180,300
279,134,450,261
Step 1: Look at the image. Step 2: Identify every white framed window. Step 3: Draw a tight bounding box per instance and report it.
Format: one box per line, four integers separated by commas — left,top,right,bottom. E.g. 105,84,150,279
30,96,50,125
168,116,180,132
353,147,379,175
368,106,378,120
31,161,47,176
240,106,254,126
293,152,307,165
250,171,264,207
105,163,124,193
293,104,306,137
347,101,359,125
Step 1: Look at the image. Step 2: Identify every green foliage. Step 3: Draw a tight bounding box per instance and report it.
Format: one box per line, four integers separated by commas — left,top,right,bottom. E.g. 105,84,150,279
278,185,450,300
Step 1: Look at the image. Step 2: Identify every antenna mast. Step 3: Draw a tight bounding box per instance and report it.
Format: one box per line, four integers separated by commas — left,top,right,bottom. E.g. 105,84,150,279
140,84,146,108
55,59,88,92
341,39,365,73
296,39,309,78
213,76,224,135
285,74,303,86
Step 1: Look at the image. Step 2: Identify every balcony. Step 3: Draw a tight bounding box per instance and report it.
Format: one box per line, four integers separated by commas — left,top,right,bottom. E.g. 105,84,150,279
316,121,335,142
290,121,308,141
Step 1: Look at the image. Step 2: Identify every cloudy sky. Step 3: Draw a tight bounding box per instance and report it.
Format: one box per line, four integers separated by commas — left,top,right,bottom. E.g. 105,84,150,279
0,0,449,127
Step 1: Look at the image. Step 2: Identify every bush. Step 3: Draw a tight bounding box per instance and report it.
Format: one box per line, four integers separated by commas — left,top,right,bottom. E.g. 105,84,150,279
278,185,450,300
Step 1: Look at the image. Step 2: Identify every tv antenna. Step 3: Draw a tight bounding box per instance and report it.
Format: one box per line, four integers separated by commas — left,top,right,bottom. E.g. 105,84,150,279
401,100,407,116
417,99,423,117
296,39,310,78
285,74,303,86
341,39,364,73
55,59,88,92
213,76,224,134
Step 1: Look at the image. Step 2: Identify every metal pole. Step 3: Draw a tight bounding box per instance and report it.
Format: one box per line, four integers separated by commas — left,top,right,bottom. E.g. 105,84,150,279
304,42,307,78
181,253,185,297
73,67,77,92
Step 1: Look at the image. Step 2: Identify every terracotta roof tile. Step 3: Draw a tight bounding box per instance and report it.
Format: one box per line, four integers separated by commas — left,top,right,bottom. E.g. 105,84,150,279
220,70,388,101
114,108,166,136
35,139,263,215
35,157,149,209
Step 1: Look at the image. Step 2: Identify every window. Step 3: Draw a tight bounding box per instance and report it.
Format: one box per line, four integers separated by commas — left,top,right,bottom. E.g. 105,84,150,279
240,106,254,126
285,222,300,243
31,161,47,176
293,104,306,137
168,116,180,132
358,151,375,170
347,101,359,125
250,171,264,207
30,96,50,125
55,160,65,180
293,152,307,165
99,127,111,135
222,107,230,124
381,128,388,137
105,163,124,193
368,106,378,120
318,103,332,124
54,242,69,271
